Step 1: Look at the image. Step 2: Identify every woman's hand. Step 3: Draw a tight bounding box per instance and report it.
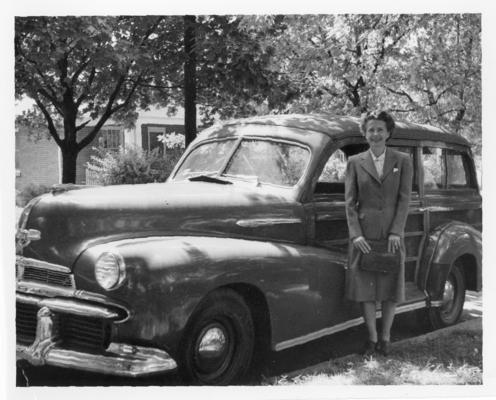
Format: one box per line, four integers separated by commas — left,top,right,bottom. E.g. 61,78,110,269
388,234,401,253
353,236,371,254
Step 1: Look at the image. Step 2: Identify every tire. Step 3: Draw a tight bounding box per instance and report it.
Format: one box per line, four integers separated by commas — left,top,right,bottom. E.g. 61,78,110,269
178,289,255,385
427,261,466,329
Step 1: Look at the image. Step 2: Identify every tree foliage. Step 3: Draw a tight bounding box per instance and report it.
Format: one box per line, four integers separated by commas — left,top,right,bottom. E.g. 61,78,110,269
16,14,481,185
15,16,181,183
161,15,296,126
254,14,481,149
85,146,181,185
15,15,294,181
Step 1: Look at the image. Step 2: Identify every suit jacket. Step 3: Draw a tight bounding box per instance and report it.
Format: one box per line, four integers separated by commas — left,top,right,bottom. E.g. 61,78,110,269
345,148,413,240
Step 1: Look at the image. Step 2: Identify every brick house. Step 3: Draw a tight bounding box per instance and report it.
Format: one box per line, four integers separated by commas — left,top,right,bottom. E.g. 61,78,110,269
15,107,188,191
15,127,61,191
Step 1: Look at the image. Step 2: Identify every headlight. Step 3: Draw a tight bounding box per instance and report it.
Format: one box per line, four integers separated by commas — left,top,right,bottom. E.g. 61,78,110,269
95,252,126,290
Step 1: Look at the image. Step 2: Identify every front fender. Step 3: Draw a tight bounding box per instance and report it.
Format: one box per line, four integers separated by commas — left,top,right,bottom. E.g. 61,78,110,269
418,222,482,300
74,236,343,355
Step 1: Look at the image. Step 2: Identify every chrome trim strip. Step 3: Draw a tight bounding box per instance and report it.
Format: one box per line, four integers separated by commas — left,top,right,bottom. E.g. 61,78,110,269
42,298,120,319
16,256,71,273
17,293,121,319
17,293,44,306
393,301,429,314
73,290,133,322
16,285,132,322
315,213,345,222
236,218,302,228
274,300,427,351
17,281,76,297
418,206,465,212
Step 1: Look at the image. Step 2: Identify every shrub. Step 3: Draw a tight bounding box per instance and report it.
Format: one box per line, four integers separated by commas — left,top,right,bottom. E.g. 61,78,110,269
16,183,52,207
86,146,184,185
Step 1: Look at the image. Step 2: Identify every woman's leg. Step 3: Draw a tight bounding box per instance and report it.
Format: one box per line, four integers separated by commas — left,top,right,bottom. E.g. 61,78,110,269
361,301,378,342
380,300,396,341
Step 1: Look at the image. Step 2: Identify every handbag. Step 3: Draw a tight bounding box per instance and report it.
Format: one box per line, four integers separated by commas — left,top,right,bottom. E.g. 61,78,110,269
359,239,401,273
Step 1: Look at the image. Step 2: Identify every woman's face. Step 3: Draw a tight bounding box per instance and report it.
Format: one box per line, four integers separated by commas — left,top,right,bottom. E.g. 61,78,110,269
364,119,389,152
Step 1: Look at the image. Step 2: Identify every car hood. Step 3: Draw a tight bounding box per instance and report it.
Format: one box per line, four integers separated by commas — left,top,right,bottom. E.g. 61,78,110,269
21,181,306,267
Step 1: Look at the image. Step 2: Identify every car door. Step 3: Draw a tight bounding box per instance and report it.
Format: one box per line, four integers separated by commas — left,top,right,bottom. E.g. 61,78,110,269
308,140,427,320
305,141,367,330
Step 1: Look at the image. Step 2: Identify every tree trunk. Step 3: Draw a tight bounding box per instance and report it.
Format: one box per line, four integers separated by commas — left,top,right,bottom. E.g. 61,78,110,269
61,147,79,184
184,15,197,147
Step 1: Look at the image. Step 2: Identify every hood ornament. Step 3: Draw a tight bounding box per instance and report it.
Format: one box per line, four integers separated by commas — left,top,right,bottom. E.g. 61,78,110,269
16,228,41,252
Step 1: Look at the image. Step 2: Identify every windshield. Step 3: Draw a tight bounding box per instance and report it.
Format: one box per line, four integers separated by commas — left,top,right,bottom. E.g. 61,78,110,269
173,139,237,180
174,137,310,187
224,139,309,186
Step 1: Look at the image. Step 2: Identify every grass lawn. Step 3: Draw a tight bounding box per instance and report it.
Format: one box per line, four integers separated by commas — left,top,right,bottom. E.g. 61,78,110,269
266,325,482,385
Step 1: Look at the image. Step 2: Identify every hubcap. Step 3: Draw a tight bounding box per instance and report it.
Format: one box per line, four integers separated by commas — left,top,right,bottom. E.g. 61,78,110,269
441,278,456,315
195,323,232,375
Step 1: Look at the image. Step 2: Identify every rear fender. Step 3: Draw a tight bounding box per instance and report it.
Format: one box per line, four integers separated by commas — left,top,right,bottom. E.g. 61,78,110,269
418,222,482,301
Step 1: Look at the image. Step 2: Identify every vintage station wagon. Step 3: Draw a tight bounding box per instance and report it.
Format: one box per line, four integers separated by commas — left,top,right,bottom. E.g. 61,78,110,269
16,114,482,385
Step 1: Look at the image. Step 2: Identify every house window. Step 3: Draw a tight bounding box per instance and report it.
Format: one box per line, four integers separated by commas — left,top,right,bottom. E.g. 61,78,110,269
148,127,166,153
99,128,123,152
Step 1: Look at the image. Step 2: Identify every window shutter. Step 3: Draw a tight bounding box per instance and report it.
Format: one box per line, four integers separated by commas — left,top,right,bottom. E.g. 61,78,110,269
141,125,149,151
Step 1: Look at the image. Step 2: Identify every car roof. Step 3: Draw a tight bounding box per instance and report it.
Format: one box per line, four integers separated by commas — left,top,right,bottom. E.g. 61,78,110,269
209,113,471,147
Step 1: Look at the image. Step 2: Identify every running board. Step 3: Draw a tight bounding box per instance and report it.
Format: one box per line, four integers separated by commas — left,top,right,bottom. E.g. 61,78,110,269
274,299,428,352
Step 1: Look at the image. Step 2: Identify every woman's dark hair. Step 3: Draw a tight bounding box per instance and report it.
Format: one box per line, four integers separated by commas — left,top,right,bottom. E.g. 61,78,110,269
360,110,396,140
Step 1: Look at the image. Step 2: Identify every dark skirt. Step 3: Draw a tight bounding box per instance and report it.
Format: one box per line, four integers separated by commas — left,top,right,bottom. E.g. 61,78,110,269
345,240,405,303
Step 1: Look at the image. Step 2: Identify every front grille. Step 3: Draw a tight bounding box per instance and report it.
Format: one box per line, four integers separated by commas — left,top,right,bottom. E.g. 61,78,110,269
16,302,38,345
59,313,111,352
16,302,111,352
21,266,73,287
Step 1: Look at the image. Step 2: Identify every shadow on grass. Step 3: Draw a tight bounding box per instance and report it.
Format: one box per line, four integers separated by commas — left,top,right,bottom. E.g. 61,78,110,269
267,330,482,385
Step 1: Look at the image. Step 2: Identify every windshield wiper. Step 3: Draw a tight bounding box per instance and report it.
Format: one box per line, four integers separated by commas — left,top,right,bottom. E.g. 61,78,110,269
188,174,233,185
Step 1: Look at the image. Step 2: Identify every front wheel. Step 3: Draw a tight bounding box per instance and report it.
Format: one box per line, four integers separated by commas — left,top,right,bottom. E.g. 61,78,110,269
178,289,255,385
427,261,466,329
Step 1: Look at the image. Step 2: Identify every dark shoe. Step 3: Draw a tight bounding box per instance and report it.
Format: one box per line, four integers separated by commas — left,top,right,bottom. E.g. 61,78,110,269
361,340,377,356
376,340,391,356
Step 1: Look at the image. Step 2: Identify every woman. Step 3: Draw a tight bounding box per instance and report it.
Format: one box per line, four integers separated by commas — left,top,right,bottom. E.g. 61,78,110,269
344,110,413,356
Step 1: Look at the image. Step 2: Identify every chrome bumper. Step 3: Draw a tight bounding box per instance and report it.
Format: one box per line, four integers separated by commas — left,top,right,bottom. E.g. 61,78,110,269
16,342,177,377
16,293,177,377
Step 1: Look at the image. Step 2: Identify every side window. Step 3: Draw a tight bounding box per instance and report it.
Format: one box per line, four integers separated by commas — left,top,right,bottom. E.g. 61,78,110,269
446,150,469,188
422,147,445,190
315,149,347,194
318,149,346,183
422,147,474,190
